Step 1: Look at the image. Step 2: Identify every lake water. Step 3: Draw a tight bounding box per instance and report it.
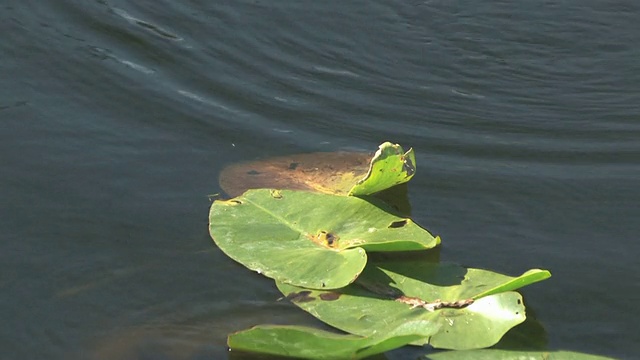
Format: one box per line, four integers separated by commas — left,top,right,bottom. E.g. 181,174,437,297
2,1,639,359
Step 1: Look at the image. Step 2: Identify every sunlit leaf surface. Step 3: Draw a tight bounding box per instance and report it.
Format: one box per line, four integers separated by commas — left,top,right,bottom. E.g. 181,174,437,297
349,142,416,196
209,189,439,289
277,259,550,349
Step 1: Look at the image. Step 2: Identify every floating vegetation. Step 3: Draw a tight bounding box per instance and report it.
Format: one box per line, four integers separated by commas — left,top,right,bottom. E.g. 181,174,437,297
205,143,615,359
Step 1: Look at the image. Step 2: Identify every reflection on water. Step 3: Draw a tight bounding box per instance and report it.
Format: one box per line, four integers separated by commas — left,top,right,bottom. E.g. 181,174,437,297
90,324,220,360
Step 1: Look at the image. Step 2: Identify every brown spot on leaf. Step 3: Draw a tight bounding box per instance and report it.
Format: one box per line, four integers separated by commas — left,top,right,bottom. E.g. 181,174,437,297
285,291,315,303
270,189,283,199
319,292,341,301
218,151,371,197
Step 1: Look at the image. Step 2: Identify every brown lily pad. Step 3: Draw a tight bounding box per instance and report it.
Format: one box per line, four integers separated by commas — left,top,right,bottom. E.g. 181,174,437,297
219,151,373,197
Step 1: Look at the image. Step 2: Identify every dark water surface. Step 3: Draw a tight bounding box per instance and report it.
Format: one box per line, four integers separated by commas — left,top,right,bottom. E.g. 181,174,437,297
2,1,639,359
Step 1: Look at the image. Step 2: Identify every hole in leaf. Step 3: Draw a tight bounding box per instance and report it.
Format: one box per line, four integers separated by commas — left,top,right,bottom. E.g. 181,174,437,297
319,292,341,301
402,157,415,176
325,233,336,246
288,162,299,170
227,199,242,205
309,231,339,248
285,291,315,303
246,170,260,175
388,219,408,228
517,299,522,305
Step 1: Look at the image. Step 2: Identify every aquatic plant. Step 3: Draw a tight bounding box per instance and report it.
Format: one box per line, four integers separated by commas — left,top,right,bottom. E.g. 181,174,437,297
209,143,604,359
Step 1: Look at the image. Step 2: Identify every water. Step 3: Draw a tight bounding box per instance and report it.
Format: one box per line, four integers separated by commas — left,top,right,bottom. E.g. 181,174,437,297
2,1,639,359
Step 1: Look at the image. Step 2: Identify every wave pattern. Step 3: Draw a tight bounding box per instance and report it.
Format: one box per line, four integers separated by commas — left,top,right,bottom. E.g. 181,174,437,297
2,1,639,359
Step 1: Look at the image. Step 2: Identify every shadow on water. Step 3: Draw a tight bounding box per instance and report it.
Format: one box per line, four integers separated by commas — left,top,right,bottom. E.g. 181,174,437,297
369,183,412,218
493,306,548,351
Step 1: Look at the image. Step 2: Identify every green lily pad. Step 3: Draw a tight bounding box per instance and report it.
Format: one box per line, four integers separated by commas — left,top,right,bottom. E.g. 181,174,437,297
277,260,551,350
348,142,416,196
228,320,440,360
356,261,551,301
209,189,439,289
423,349,616,360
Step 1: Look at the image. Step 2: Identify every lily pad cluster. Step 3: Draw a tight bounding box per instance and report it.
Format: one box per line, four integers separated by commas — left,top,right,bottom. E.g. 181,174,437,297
209,142,554,359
